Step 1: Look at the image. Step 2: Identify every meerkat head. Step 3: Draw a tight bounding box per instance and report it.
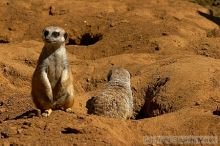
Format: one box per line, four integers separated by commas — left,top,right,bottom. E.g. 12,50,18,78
107,68,131,83
42,26,67,45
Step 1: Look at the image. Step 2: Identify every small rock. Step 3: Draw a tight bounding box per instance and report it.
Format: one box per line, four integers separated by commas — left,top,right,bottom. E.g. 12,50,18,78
86,78,90,82
24,58,32,65
17,129,22,134
3,67,9,74
0,127,17,138
23,121,32,127
121,19,129,23
151,41,160,51
1,131,9,138
110,22,116,27
0,108,7,114
21,121,32,129
194,101,200,106
49,6,55,15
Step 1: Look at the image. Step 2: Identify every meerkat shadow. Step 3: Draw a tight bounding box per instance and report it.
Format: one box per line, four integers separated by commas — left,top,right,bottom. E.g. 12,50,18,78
198,10,220,26
13,109,41,120
86,97,95,114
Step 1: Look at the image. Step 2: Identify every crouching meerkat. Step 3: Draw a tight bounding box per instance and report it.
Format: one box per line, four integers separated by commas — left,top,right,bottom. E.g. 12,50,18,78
86,68,133,119
32,26,74,117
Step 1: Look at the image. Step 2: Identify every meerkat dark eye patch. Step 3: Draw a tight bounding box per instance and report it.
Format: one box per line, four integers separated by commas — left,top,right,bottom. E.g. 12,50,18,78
44,30,49,37
52,31,60,38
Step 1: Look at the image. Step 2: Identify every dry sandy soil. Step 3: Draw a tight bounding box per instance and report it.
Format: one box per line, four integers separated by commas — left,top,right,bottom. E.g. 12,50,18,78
0,0,220,145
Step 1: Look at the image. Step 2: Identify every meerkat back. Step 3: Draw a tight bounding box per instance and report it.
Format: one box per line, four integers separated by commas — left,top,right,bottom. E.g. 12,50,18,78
86,68,133,119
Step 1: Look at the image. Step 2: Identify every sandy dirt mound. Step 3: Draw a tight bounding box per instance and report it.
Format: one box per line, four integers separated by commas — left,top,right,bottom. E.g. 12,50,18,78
0,0,220,145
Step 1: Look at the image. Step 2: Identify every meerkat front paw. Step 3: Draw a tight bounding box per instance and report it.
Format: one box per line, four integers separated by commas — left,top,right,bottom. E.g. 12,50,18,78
65,108,74,113
42,109,52,117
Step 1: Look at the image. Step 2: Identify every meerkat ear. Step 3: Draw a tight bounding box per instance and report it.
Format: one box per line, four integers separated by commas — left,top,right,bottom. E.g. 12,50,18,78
107,69,113,81
64,32,68,40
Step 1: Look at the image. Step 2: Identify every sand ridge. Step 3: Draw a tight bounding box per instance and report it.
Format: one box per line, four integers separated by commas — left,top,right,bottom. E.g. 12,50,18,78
0,0,220,145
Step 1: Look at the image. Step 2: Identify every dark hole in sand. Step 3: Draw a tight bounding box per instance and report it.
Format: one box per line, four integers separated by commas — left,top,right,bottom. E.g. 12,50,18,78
67,33,103,46
61,127,82,134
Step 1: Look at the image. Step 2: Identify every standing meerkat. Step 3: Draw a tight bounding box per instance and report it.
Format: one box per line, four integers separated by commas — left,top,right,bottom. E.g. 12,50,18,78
86,68,133,119
32,26,74,117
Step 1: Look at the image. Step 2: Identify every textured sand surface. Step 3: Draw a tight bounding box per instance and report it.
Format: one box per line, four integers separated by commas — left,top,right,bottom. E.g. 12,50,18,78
0,0,219,145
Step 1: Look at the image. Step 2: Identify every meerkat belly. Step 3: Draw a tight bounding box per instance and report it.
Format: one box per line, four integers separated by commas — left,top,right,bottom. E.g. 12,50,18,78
47,57,64,88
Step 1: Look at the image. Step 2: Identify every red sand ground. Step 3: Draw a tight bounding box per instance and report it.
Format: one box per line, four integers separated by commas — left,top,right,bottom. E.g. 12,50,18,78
0,0,219,145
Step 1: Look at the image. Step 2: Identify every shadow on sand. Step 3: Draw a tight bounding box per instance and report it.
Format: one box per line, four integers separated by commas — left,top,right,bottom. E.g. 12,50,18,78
13,109,41,120
198,10,220,26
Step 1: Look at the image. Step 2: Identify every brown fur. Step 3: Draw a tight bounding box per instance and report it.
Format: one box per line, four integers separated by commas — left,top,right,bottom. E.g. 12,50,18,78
31,26,74,116
86,68,133,119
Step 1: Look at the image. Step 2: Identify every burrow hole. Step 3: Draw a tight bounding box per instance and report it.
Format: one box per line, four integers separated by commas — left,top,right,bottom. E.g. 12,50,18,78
85,76,170,120
67,33,103,46
135,77,170,120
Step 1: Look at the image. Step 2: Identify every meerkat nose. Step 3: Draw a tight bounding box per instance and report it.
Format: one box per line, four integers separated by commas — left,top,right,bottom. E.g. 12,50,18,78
45,38,50,42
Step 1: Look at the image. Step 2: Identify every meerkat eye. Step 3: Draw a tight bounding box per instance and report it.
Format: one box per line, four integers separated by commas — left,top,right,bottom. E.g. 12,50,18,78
44,30,49,37
52,31,60,38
